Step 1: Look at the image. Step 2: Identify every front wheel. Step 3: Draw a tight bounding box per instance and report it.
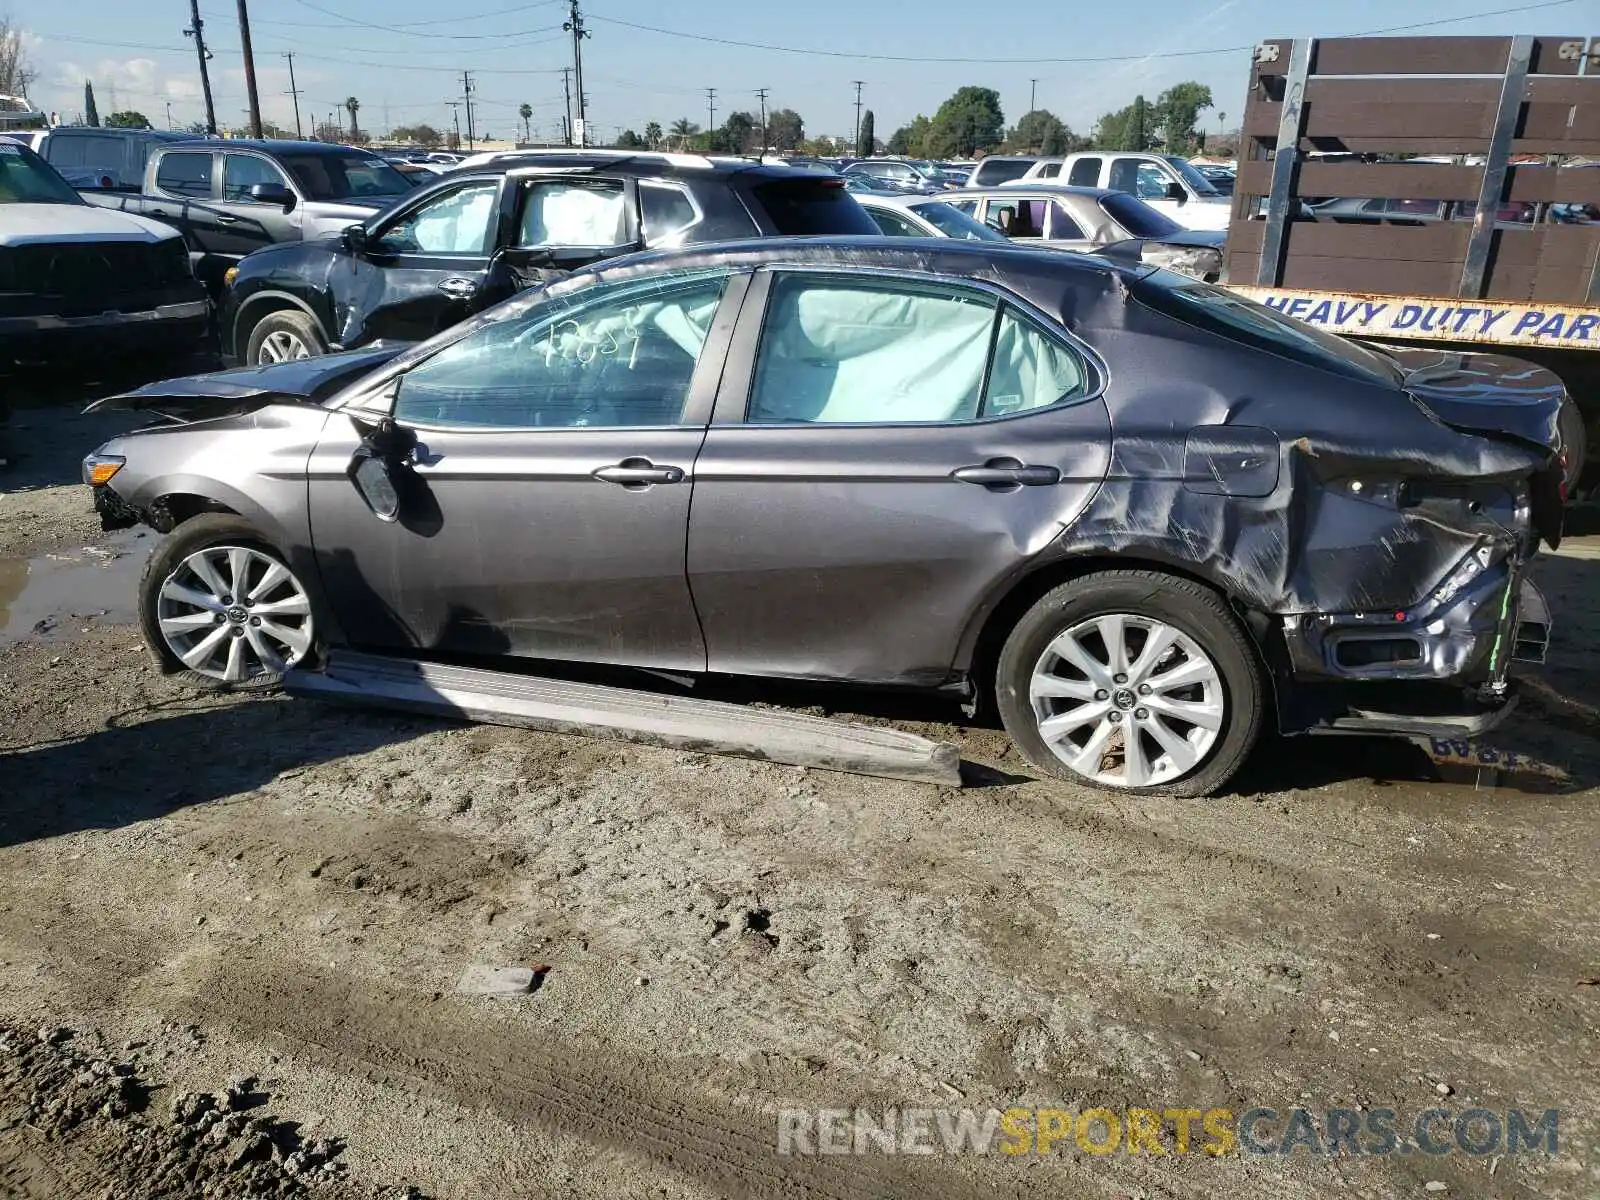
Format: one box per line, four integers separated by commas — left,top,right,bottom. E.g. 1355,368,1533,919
995,569,1264,797
139,514,318,690
244,309,327,366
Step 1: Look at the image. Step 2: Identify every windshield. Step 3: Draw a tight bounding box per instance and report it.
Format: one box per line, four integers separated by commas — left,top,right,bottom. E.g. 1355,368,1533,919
0,144,83,205
908,200,1007,241
1164,155,1221,197
279,152,410,201
1099,192,1183,239
1132,272,1401,387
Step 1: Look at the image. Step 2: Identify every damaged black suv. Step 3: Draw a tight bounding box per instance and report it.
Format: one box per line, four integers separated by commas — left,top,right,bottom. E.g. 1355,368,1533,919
219,150,879,365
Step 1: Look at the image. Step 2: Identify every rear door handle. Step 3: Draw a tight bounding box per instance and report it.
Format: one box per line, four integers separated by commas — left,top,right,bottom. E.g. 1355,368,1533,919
438,276,479,300
952,459,1061,488
216,213,239,224
593,458,684,487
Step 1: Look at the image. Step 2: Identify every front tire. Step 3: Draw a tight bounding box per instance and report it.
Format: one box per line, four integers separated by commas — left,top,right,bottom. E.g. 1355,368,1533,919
244,309,327,366
139,514,318,691
995,570,1264,797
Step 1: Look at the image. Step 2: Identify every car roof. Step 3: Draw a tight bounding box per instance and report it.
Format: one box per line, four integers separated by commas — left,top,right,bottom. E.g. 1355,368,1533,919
853,192,959,212
452,148,823,181
947,184,1115,201
164,138,376,155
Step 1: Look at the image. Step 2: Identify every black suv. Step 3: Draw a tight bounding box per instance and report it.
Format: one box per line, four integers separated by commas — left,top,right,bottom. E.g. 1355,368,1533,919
219,150,880,365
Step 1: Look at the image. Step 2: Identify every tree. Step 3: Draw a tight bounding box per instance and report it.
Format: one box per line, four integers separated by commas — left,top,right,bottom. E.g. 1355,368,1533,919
887,114,931,157
104,110,151,129
856,109,875,159
644,121,662,149
1007,108,1078,155
1125,95,1150,152
392,123,442,148
925,86,1003,158
183,120,209,135
766,107,803,152
83,81,99,127
614,129,646,149
1153,81,1213,153
0,15,36,95
518,102,533,142
668,117,699,149
344,96,360,142
716,110,757,154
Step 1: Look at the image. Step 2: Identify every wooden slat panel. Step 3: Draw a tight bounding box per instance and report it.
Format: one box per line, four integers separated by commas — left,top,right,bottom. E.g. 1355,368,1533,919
1235,161,1482,201
1280,221,1473,263
1250,35,1587,78
1484,267,1591,304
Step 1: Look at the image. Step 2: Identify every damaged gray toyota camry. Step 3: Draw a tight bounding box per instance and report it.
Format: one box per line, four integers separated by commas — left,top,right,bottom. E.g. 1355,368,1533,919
81,239,1564,796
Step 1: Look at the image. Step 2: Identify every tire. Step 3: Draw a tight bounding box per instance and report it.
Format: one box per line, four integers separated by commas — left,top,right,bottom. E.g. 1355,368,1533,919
244,309,327,366
1557,396,1587,496
139,513,319,691
995,569,1264,797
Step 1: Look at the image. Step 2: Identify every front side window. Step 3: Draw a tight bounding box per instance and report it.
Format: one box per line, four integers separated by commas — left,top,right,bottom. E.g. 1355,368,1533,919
156,151,213,199
747,275,1093,425
393,272,728,429
516,179,627,248
1066,157,1100,187
280,152,409,200
907,201,1007,242
1134,163,1173,200
223,153,290,201
378,181,499,256
1036,162,1062,179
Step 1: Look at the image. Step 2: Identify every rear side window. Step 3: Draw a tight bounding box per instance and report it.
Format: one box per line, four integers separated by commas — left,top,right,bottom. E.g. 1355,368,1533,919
156,152,213,199
750,179,879,235
1036,162,1061,179
1067,157,1100,187
974,159,1032,185
640,183,699,244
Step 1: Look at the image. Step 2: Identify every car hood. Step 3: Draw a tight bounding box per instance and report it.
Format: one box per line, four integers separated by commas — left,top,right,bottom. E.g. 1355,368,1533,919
1383,346,1565,457
0,202,181,246
303,195,402,220
86,345,406,418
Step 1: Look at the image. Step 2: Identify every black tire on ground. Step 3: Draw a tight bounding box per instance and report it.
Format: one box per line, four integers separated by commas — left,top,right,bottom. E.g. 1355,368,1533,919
994,569,1265,798
139,513,319,692
243,309,328,366
1557,395,1587,496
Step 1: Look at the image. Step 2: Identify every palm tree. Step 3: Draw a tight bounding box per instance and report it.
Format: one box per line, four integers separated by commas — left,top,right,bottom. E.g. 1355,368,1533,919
519,102,533,143
344,96,360,142
668,117,699,150
644,121,662,150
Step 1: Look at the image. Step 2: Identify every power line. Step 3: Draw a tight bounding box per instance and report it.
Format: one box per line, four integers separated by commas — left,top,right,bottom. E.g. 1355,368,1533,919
585,0,1585,64
283,0,560,38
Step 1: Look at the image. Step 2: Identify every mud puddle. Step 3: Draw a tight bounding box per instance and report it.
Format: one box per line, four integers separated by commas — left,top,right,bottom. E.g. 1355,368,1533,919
0,528,151,647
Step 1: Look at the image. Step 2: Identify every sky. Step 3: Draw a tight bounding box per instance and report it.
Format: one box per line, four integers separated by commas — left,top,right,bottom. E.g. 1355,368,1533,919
9,0,1592,146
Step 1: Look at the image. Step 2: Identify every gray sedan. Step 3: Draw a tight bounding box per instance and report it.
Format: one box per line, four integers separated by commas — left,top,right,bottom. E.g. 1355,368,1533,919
943,184,1225,281
84,240,1561,796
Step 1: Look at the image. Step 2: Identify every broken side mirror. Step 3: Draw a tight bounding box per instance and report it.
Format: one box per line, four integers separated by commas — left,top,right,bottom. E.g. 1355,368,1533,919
346,416,418,523
341,223,370,254
1165,180,1188,205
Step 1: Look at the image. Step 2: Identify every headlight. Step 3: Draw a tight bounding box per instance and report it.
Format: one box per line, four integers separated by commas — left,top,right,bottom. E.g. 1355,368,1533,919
82,453,125,487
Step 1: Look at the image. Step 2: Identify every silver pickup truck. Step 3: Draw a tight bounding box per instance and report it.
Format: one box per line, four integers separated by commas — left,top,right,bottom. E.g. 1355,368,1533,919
82,138,414,292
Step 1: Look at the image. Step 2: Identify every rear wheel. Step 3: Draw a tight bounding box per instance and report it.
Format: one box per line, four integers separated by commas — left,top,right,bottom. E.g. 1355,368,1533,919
1557,395,1587,496
244,309,327,366
139,514,318,690
995,570,1264,797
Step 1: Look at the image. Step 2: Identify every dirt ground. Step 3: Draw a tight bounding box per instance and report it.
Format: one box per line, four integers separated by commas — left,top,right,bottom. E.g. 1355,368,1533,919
3,387,1599,1199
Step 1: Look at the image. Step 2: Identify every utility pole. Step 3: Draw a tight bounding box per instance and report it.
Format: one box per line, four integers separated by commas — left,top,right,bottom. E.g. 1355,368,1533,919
755,87,768,155
705,87,716,143
283,52,303,139
560,67,573,146
852,81,864,156
236,0,263,138
165,101,174,130
183,0,217,135
461,71,476,149
563,0,590,146
447,101,462,150
1030,78,1037,113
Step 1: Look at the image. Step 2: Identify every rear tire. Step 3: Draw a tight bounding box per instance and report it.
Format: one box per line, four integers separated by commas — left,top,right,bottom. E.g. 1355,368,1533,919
995,569,1264,797
1557,395,1587,496
244,309,327,366
139,513,319,691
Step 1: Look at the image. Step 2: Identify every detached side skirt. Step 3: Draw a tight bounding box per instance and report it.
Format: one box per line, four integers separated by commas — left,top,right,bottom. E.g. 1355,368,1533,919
285,650,963,786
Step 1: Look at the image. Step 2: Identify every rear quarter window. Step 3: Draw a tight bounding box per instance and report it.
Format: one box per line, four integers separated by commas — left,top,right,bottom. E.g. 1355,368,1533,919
749,179,879,235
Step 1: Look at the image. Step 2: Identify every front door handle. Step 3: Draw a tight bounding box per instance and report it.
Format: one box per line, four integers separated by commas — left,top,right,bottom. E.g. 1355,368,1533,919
438,276,478,300
952,459,1061,489
593,458,685,487
216,213,239,224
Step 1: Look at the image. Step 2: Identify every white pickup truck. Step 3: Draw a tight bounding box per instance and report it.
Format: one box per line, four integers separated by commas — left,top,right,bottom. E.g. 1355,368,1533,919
1010,152,1232,231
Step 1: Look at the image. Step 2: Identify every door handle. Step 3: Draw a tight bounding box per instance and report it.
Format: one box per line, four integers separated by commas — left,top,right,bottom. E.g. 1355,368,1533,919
216,213,239,224
438,276,479,300
952,459,1061,489
593,458,685,487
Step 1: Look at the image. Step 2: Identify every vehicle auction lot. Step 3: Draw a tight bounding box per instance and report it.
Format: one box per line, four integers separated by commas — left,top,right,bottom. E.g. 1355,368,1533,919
3,385,1599,1199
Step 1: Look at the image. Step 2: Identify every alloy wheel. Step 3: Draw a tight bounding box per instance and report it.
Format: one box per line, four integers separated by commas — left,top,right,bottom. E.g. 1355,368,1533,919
1028,612,1224,788
155,545,314,683
257,329,311,363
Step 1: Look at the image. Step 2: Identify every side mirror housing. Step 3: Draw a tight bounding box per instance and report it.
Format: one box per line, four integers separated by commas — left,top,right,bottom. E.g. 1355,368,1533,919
1165,180,1188,205
346,417,418,523
341,223,370,254
249,181,296,210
